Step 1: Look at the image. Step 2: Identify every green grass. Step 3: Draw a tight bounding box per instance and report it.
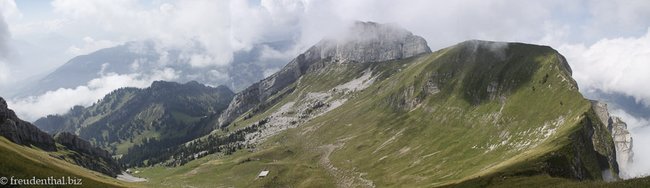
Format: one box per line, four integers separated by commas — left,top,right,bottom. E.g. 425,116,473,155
132,132,335,187
170,110,202,124
445,174,650,188
0,137,134,187
83,89,139,126
113,129,161,155
273,43,593,187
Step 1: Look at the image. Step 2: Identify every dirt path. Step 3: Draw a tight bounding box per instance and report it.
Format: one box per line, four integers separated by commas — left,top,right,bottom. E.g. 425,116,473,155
319,144,375,188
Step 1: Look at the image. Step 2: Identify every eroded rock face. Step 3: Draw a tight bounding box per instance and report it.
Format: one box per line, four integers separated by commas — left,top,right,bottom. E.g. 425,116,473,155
53,132,122,177
0,97,56,151
1,96,121,177
591,100,634,177
218,21,431,126
611,117,633,173
54,132,112,159
317,21,431,63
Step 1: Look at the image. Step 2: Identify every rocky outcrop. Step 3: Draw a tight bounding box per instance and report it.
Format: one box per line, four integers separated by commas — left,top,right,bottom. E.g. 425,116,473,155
542,108,620,181
1,96,122,177
33,114,66,134
218,21,431,126
318,21,431,63
591,100,634,177
611,117,633,172
54,132,112,161
53,132,122,177
0,97,56,151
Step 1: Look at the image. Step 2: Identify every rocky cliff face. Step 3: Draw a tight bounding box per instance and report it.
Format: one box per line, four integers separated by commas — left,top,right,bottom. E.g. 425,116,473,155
54,132,113,161
53,132,122,177
218,21,431,126
1,96,121,177
611,117,633,172
0,97,56,151
318,21,431,63
591,100,633,177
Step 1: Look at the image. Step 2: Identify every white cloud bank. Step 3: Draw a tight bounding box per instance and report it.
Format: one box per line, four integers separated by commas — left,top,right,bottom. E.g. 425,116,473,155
43,0,316,68
66,36,118,56
0,8,11,85
559,29,650,107
3,0,649,82
8,68,179,120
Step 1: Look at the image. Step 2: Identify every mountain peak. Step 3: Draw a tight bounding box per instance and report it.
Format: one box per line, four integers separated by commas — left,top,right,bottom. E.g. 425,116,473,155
456,40,573,76
310,21,431,63
0,96,6,109
0,96,56,151
149,80,211,91
150,80,180,89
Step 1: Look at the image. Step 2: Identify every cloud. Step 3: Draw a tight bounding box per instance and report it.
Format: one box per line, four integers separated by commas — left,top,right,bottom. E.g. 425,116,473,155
43,0,312,68
0,11,9,58
66,36,117,56
5,0,647,86
557,29,650,107
12,0,568,70
581,0,650,41
0,6,12,85
0,0,20,21
7,68,179,121
0,62,8,84
187,54,220,68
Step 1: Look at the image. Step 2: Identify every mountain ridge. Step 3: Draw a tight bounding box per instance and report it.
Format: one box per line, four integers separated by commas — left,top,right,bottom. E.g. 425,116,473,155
34,80,235,166
0,96,122,177
7,39,297,99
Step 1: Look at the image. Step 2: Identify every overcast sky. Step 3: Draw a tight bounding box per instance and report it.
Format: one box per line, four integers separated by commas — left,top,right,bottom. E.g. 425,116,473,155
1,0,650,98
1,0,650,177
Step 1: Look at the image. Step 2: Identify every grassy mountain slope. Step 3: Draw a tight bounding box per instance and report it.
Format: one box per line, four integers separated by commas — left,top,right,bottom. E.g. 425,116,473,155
447,174,650,188
126,40,632,187
1,96,122,178
0,137,132,187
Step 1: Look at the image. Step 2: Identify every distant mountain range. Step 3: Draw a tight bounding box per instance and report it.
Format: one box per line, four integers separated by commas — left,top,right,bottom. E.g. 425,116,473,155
8,39,294,99
34,80,234,166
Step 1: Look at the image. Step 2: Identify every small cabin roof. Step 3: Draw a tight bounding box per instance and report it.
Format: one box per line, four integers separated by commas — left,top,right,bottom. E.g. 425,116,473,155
258,170,269,177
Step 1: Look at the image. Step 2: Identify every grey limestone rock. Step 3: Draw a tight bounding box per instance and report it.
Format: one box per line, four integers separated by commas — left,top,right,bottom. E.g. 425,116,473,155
591,100,634,177
218,21,431,126
0,97,56,151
